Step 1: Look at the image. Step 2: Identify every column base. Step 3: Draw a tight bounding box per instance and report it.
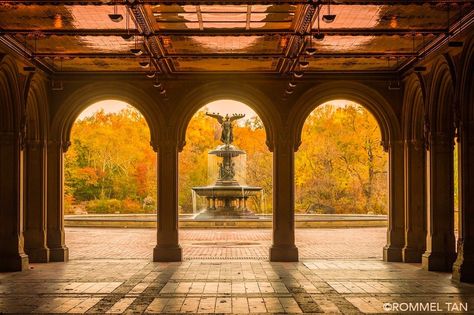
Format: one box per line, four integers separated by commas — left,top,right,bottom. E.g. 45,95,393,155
0,253,29,272
269,245,299,262
153,245,182,262
452,258,474,283
383,245,403,262
422,251,455,271
49,246,69,262
25,247,50,263
402,246,424,263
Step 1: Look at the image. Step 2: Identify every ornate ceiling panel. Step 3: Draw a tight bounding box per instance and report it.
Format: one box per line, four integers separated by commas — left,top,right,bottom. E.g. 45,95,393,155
305,57,408,71
161,35,287,54
0,1,472,74
173,57,278,72
47,56,145,72
0,4,134,30
13,34,137,54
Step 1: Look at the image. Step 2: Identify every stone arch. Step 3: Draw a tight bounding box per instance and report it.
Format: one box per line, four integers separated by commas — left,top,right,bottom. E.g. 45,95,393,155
459,35,474,121
25,76,49,142
427,56,456,135
50,81,164,151
174,82,280,152
291,81,401,151
402,74,426,142
0,55,22,132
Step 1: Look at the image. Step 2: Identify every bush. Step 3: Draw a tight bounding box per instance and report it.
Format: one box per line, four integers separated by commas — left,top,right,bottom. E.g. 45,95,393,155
84,198,156,214
85,199,122,214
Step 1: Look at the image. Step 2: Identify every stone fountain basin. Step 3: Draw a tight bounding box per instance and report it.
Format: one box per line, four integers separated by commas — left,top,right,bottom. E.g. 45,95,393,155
192,186,261,198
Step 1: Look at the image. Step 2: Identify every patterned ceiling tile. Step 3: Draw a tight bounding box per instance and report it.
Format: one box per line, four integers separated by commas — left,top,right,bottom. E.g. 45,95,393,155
14,34,136,54
162,35,287,54
173,57,278,72
0,4,133,30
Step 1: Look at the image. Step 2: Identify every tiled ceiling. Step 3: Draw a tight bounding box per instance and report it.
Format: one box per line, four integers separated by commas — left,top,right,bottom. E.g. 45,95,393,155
0,1,472,73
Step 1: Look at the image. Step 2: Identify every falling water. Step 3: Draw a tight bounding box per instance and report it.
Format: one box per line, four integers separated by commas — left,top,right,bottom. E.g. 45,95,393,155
192,190,197,213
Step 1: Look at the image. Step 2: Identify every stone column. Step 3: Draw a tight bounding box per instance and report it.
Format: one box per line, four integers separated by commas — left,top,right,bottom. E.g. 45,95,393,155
402,140,426,262
46,140,69,262
453,120,474,282
422,133,456,271
24,140,50,263
383,140,405,262
153,140,182,261
269,133,298,262
0,131,29,271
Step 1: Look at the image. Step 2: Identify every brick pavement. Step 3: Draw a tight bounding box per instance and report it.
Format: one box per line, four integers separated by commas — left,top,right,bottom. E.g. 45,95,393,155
1,259,473,313
66,227,385,260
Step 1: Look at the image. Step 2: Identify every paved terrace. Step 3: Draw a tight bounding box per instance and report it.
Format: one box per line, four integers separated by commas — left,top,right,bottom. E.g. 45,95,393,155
66,227,385,260
1,228,473,314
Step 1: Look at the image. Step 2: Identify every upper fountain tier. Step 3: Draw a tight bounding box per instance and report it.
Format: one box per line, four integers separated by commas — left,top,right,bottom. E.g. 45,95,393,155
209,144,245,158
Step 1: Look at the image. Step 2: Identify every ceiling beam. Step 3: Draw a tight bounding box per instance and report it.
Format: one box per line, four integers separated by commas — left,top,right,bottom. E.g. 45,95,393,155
33,52,418,58
128,4,171,74
280,3,316,74
1,1,466,5
0,28,449,37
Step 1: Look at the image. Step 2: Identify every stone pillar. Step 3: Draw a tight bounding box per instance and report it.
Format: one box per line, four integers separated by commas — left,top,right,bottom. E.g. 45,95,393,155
383,140,405,262
422,133,456,271
153,140,182,261
402,140,426,262
24,140,50,263
453,121,474,282
46,140,69,262
0,131,29,271
269,134,298,262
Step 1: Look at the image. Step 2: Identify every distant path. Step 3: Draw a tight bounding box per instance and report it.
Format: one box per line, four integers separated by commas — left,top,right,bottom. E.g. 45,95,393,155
66,227,386,260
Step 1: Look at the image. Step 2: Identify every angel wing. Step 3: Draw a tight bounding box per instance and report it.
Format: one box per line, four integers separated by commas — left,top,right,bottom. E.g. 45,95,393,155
205,112,224,124
229,113,245,122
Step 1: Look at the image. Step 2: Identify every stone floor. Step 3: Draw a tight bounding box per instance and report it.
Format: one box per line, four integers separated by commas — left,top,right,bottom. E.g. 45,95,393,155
1,228,473,314
66,227,385,260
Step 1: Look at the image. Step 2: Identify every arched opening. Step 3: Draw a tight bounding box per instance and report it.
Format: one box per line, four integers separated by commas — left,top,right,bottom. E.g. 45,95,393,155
295,99,388,260
178,99,273,259
63,100,157,260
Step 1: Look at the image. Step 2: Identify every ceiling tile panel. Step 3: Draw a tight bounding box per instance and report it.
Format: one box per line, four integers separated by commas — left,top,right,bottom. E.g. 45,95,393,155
174,57,278,72
0,4,132,30
14,34,136,54
162,35,287,54
306,57,408,71
50,57,144,72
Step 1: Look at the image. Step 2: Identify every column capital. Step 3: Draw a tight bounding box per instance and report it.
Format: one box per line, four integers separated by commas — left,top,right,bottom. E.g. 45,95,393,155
0,131,18,145
381,139,403,152
428,132,455,152
404,139,426,151
25,139,46,150
156,139,180,152
47,139,71,152
274,127,298,152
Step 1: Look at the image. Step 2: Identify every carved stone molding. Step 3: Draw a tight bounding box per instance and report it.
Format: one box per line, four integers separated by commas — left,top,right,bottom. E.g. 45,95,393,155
0,131,20,145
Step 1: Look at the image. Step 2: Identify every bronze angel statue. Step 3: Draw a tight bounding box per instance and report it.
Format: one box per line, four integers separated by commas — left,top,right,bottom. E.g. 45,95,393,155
206,112,245,145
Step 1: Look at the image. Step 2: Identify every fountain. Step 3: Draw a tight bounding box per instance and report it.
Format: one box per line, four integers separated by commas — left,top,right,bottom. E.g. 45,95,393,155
192,112,262,219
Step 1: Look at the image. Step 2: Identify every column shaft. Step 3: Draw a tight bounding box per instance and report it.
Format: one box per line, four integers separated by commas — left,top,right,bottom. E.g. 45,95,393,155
384,140,405,262
0,132,29,271
422,133,456,271
402,140,426,262
24,140,50,262
153,141,182,261
453,121,474,282
269,137,298,262
46,140,69,262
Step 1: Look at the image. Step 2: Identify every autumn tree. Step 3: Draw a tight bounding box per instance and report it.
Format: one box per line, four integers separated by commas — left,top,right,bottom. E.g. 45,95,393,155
295,102,388,214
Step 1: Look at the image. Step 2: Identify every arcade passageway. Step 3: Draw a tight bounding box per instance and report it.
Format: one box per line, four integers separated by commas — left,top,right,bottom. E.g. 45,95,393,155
1,0,474,313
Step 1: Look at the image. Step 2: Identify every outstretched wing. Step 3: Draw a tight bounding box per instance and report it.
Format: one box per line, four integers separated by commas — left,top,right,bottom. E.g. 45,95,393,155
229,113,245,122
206,112,223,124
